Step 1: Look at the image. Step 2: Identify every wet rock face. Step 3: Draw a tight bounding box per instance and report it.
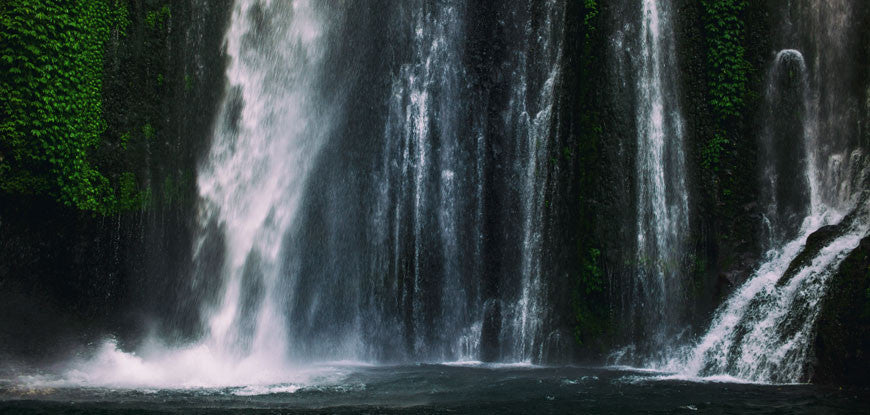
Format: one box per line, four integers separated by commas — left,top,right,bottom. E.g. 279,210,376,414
0,0,234,363
776,225,844,288
812,236,870,385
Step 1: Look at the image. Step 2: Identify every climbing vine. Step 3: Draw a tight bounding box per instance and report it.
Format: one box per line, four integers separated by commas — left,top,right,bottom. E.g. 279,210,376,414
570,0,609,349
0,0,143,214
701,0,750,172
145,5,171,30
583,0,599,41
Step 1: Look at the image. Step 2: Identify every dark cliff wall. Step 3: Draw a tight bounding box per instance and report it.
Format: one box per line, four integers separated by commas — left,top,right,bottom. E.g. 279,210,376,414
812,0,870,385
0,0,231,362
550,0,866,365
549,0,772,360
813,236,870,385
674,0,773,334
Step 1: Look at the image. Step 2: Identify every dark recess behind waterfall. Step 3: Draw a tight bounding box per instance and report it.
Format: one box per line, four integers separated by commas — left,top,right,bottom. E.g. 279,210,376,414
0,0,868,383
0,0,234,361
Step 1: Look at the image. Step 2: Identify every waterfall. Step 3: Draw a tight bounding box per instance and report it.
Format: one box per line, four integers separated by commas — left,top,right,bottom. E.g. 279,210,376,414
374,0,566,362
669,0,869,383
758,50,812,249
378,0,469,360
673,199,868,383
46,0,346,388
193,0,336,366
56,1,569,386
196,0,565,366
504,0,565,361
625,0,689,361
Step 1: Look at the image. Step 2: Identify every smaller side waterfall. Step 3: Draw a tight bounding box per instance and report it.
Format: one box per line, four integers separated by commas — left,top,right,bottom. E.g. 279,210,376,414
376,0,470,360
668,41,870,381
759,50,813,249
504,0,566,362
672,197,868,382
670,182,868,383
666,0,869,383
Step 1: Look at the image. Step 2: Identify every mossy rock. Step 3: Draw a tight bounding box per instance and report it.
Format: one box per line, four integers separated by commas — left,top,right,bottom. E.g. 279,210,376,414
812,236,870,385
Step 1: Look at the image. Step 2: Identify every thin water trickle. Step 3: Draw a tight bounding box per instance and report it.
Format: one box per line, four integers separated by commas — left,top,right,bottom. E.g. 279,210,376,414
628,0,689,362
376,0,565,362
759,50,812,249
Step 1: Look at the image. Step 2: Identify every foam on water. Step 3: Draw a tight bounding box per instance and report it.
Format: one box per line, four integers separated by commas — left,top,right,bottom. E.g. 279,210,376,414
439,361,539,369
21,340,350,390
231,384,302,396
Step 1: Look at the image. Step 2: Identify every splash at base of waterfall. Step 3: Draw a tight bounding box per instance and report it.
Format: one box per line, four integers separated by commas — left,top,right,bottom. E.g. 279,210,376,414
31,340,333,389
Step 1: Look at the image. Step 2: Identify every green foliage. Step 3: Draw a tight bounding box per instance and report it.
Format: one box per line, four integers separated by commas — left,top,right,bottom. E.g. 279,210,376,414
145,5,171,30
116,171,148,211
580,248,603,295
142,123,155,140
701,0,750,172
701,132,729,170
0,0,141,214
111,0,130,37
570,2,608,349
583,0,599,40
573,246,606,346
119,131,131,150
703,0,749,121
161,170,193,207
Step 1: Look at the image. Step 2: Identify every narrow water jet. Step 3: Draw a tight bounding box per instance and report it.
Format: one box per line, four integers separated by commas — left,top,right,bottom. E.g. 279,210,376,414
626,0,689,362
758,50,812,249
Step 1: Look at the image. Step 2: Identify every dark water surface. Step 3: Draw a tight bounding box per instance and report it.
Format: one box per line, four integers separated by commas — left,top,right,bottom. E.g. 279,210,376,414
1,365,866,414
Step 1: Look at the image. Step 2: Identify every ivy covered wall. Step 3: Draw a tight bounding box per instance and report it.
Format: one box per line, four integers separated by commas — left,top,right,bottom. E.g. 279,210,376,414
0,0,141,214
0,0,232,361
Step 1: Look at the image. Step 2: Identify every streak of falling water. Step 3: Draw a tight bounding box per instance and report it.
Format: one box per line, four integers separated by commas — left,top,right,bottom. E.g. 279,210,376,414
375,0,566,362
758,50,813,249
631,0,689,360
509,0,566,362
380,0,467,358
194,0,335,369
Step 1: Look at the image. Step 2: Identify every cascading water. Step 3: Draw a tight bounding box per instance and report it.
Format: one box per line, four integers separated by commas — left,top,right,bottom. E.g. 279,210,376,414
7,1,870,411
758,50,813,249
44,0,345,388
370,0,566,363
193,0,335,367
53,0,568,386
671,196,868,383
376,0,471,360
621,0,689,362
668,0,869,383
